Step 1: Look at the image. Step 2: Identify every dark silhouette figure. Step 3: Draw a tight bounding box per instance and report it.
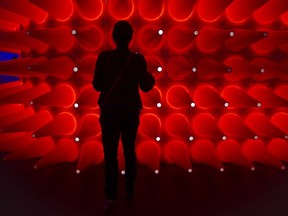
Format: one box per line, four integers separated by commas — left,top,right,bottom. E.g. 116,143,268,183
92,20,155,208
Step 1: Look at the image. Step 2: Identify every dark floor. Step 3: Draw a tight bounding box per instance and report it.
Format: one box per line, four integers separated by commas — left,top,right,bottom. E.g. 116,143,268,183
0,153,288,216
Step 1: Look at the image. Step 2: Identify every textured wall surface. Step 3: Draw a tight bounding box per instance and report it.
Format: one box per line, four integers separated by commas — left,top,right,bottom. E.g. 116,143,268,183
0,0,287,173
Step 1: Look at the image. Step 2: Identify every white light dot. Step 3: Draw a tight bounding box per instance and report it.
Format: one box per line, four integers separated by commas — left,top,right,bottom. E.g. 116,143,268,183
230,31,234,37
281,166,286,170
26,31,30,35
194,30,199,36
192,67,197,73
74,103,79,108
27,66,31,70
257,103,262,107
254,135,259,140
222,136,227,141
156,136,161,142
121,170,125,175
264,32,268,37
72,29,77,35
76,169,81,174
227,68,232,73
29,101,33,105
188,168,192,173
224,102,229,107
189,136,194,141
158,29,164,35
34,165,38,170
157,66,162,72
220,168,224,172
251,167,255,171
260,68,265,73
32,134,36,138
157,102,162,108
75,137,80,142
191,102,196,107
155,170,159,174
285,135,288,139
73,67,78,73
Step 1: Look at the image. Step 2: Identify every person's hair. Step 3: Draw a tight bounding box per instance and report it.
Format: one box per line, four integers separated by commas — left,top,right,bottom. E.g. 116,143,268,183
112,20,133,46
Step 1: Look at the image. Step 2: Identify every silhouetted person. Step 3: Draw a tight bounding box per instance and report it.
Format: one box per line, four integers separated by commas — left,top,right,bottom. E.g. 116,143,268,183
92,20,155,210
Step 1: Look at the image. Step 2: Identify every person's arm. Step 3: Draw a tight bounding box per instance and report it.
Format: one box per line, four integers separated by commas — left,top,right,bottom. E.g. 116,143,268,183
92,53,104,92
139,55,155,92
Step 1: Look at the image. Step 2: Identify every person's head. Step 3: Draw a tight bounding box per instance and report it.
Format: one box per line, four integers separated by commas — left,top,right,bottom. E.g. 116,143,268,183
112,20,133,48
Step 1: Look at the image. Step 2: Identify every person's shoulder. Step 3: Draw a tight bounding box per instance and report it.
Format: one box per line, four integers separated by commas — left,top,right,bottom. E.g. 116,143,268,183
99,50,114,57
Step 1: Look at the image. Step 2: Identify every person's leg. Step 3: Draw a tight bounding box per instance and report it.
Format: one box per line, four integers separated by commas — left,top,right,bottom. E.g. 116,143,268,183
120,114,139,195
101,117,120,200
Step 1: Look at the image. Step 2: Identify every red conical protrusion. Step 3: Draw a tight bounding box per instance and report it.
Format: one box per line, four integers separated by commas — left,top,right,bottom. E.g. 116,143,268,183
271,113,288,135
192,113,224,140
0,107,34,129
167,26,197,52
196,27,231,53
76,140,104,172
226,0,269,23
136,140,161,171
254,0,288,24
164,140,192,170
4,137,55,161
267,139,288,162
138,0,164,21
165,113,193,140
195,58,230,80
34,138,79,169
118,141,125,172
0,8,29,28
74,25,104,51
108,0,134,20
191,140,223,170
33,112,77,137
252,30,288,54
198,0,233,22
245,113,286,138
145,56,164,80
76,114,101,141
2,110,52,133
224,56,262,81
222,86,260,107
217,139,253,168
0,83,50,104
29,56,74,80
0,104,24,117
140,86,162,109
75,55,97,81
247,85,288,108
138,113,161,140
166,56,194,81
76,85,99,108
29,0,74,21
194,85,227,108
0,0,48,23
252,58,286,81
219,113,255,139
0,132,35,152
242,139,284,169
138,25,164,51
225,29,267,51
166,85,193,109
32,84,76,107
29,26,75,51
274,85,288,100
0,31,49,53
168,0,197,22
75,0,104,21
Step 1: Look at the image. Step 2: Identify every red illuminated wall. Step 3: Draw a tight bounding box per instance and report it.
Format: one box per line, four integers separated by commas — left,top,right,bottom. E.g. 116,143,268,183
0,0,288,173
